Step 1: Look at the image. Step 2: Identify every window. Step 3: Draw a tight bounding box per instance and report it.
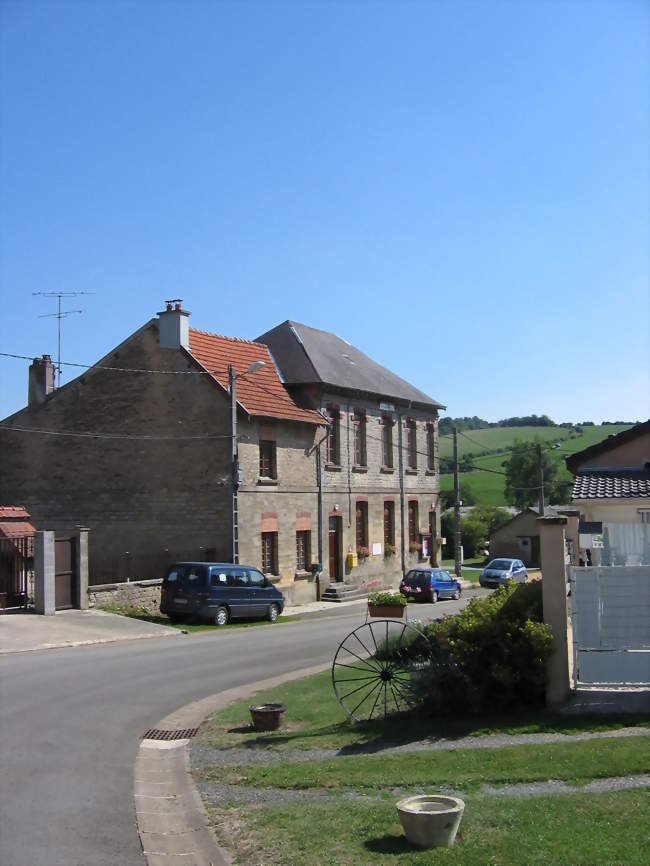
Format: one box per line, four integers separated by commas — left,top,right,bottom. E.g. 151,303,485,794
226,568,248,587
325,405,340,465
248,569,265,587
408,501,418,544
381,414,394,468
259,440,277,479
353,410,367,467
356,501,368,551
426,423,436,471
261,532,278,574
296,531,311,571
384,501,395,550
406,419,417,470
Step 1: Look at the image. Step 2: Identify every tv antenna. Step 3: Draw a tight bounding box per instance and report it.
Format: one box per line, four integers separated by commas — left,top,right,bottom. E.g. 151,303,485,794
33,291,95,387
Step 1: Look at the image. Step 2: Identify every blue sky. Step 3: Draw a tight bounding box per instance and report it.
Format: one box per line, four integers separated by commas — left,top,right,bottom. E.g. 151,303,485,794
1,0,648,424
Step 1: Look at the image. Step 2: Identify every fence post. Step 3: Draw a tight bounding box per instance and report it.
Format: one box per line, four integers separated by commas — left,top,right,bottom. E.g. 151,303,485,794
34,531,56,616
75,527,90,609
537,514,571,705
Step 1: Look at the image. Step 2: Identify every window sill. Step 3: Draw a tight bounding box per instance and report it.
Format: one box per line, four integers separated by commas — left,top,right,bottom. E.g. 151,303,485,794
294,570,312,581
425,469,436,476
405,468,418,475
326,464,342,472
264,573,281,583
257,477,278,486
380,466,395,474
352,466,368,473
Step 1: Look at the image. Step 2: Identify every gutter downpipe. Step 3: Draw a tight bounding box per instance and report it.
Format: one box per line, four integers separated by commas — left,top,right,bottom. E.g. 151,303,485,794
397,408,406,578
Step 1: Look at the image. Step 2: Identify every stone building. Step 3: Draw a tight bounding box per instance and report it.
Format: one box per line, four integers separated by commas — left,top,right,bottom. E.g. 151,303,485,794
0,304,445,603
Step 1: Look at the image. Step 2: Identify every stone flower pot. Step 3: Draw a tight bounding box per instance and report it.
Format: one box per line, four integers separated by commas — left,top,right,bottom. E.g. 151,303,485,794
367,603,405,618
396,794,465,848
249,703,286,731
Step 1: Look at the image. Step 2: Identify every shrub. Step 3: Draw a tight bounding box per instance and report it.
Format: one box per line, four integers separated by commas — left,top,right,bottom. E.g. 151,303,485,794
413,582,553,714
357,546,370,559
384,543,396,556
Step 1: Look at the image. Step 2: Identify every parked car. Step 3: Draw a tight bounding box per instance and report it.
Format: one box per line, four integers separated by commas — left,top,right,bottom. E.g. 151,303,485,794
160,562,284,625
399,568,462,603
479,558,528,588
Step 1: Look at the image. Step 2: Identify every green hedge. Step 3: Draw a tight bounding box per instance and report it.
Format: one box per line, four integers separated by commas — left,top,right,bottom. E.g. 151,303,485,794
415,582,554,714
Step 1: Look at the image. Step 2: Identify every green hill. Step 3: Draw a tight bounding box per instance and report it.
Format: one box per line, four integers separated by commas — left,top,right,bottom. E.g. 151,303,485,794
439,424,632,507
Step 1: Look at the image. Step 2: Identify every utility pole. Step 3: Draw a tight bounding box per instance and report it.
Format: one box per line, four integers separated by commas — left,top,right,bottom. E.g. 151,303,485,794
33,291,94,387
536,444,545,515
453,427,462,578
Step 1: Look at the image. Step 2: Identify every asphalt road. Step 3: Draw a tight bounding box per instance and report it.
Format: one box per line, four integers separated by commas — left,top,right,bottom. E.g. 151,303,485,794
0,593,483,866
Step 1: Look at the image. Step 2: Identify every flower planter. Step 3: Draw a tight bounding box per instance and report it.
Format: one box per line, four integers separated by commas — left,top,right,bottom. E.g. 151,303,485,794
249,703,286,731
367,603,405,618
396,795,465,849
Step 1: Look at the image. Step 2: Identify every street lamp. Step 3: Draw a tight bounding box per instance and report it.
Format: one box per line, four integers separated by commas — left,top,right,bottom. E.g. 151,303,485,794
229,360,265,563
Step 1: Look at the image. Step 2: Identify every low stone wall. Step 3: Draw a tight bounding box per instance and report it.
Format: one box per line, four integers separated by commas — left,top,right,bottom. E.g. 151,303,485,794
88,579,162,616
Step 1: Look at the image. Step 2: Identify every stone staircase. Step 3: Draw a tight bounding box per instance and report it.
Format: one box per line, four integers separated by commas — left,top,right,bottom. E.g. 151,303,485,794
320,583,369,603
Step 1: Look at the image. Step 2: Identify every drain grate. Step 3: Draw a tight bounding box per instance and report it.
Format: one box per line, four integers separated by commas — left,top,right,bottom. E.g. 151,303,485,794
141,727,199,741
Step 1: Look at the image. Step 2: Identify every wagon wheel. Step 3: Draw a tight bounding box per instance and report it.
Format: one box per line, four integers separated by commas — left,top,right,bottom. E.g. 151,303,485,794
332,620,431,722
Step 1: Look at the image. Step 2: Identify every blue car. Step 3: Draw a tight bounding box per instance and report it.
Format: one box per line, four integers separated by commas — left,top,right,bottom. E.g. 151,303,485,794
479,558,528,588
400,568,462,603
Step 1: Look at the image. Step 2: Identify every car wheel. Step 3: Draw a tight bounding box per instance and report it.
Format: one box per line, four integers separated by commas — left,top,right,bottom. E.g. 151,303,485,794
452,589,460,600
432,591,438,603
214,606,229,627
267,603,280,623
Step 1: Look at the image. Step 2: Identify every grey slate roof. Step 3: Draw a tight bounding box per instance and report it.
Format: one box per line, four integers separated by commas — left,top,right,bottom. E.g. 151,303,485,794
257,320,445,409
572,470,650,499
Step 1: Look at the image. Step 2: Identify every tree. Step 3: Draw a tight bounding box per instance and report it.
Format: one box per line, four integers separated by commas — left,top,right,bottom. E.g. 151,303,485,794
503,439,573,509
439,482,476,511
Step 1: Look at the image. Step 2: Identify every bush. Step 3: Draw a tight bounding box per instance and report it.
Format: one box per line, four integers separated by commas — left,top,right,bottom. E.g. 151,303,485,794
413,582,554,714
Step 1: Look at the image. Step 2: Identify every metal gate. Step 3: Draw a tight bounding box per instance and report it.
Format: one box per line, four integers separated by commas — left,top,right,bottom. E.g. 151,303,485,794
0,534,34,610
569,566,650,685
55,536,76,610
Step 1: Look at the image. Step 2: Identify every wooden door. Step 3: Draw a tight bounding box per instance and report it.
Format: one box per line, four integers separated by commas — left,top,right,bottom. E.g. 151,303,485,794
328,517,341,581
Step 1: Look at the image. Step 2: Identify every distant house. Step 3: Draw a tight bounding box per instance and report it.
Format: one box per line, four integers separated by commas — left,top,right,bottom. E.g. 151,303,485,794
0,506,35,609
489,508,542,566
566,420,650,566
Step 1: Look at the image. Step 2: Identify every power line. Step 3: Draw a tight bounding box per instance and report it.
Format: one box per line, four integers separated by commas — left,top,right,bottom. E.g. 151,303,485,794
0,351,231,377
0,424,232,441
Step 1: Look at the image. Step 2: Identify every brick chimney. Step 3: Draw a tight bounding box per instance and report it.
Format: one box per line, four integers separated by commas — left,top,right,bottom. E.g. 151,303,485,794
157,299,190,350
28,355,55,407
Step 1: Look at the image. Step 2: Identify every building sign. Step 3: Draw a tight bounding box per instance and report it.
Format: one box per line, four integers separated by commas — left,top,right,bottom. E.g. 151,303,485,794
379,402,395,412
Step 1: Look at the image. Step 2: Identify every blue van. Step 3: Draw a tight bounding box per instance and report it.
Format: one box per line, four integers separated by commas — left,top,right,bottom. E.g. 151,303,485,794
160,562,285,626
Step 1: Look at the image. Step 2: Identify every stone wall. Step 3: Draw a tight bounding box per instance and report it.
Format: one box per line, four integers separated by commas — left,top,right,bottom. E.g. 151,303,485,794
88,578,162,615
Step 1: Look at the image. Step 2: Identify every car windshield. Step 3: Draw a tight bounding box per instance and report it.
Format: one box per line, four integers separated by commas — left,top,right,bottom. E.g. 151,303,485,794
165,564,207,589
487,559,513,570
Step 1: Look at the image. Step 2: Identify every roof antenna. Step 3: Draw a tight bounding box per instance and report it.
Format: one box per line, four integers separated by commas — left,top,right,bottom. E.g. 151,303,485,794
33,291,95,387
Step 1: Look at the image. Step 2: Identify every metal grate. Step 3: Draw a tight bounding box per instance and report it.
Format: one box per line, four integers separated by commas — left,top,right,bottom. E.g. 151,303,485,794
141,727,199,741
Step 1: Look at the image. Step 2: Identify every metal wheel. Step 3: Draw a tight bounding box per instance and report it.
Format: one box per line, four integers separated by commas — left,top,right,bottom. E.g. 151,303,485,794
267,603,280,623
432,590,439,603
214,606,229,626
452,590,460,600
332,620,431,722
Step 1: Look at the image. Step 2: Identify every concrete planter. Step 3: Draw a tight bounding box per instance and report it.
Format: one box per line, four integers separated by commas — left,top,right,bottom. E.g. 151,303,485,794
396,795,465,848
249,703,286,731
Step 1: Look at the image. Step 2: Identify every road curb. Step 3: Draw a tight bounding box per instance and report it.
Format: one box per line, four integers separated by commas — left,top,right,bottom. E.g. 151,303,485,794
134,661,331,866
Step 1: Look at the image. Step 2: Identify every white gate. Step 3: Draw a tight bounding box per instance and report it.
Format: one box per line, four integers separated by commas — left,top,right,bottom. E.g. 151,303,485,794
569,566,650,685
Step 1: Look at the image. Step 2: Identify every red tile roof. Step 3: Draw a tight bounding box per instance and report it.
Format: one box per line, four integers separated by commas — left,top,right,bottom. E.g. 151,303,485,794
0,506,31,520
188,329,324,426
0,521,36,539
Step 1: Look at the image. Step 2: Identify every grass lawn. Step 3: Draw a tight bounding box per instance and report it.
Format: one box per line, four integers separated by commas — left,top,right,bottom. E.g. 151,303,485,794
194,669,649,866
207,790,649,866
198,736,649,791
195,670,650,752
98,602,296,632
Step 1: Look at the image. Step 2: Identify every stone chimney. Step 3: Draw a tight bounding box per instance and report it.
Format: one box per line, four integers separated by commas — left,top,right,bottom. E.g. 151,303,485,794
28,355,55,407
157,299,190,350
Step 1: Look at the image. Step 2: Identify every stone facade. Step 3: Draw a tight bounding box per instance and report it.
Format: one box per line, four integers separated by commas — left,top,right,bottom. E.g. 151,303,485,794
0,321,232,583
